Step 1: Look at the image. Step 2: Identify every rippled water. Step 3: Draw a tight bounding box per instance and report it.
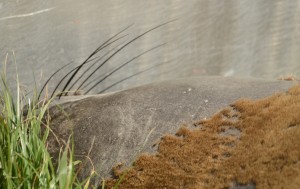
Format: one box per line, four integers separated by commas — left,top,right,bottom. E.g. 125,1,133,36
1,1,300,95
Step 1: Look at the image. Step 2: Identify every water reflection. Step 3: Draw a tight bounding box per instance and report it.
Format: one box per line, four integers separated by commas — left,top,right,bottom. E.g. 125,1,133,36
1,0,299,95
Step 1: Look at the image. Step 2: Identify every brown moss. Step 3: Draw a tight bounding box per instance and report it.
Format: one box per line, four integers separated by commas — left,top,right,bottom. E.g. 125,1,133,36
104,84,300,189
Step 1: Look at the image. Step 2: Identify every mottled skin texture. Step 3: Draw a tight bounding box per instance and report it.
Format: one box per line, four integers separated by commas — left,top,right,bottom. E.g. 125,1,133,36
47,76,296,186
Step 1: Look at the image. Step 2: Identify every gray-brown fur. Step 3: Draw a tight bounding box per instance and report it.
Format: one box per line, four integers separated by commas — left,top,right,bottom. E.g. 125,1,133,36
47,76,296,186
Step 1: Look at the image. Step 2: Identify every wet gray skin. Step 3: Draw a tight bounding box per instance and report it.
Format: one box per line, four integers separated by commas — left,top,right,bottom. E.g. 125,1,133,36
2,1,300,187
47,76,296,186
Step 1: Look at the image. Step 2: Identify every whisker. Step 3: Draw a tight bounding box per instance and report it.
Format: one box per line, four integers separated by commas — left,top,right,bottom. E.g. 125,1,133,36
80,41,128,90
67,35,128,91
75,20,175,95
84,43,166,94
38,61,73,100
57,24,133,98
49,53,117,98
97,61,168,94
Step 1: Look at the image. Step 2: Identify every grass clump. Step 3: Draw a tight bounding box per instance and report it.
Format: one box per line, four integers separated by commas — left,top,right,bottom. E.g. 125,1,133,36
0,61,94,188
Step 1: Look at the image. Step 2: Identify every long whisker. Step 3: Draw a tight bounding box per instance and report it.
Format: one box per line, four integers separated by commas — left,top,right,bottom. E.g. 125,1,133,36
66,35,128,91
49,54,111,98
37,61,72,100
80,41,128,90
80,75,101,91
74,20,175,95
57,24,133,98
84,43,166,94
49,55,105,98
97,61,167,94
